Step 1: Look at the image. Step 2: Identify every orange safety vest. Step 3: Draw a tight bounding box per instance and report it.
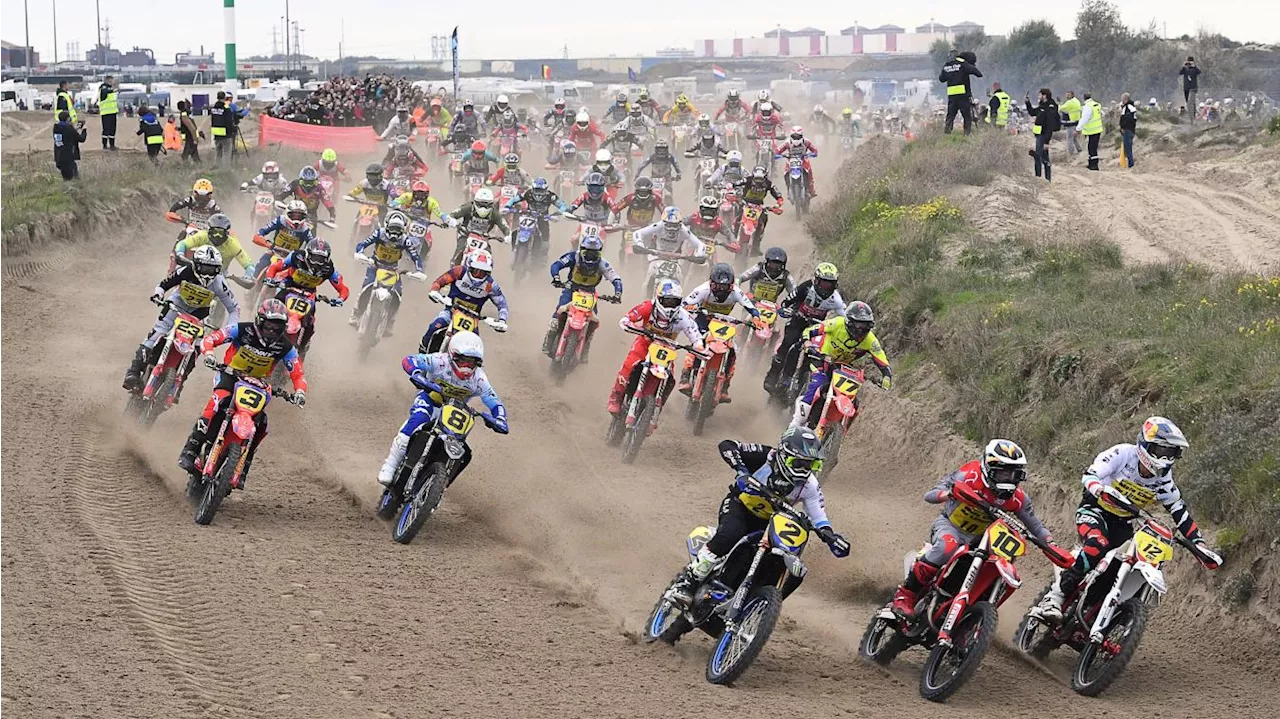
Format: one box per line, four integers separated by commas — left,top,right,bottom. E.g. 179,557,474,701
163,119,184,150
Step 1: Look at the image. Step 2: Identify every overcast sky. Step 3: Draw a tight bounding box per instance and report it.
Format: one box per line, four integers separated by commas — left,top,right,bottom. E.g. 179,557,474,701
4,0,1277,65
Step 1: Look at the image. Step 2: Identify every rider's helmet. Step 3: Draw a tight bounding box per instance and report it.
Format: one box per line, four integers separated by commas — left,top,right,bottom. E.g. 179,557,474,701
654,139,670,155
495,94,510,111
698,113,712,130
763,246,788,278
394,136,411,158
191,245,223,286
767,427,823,495
981,439,1029,500
759,102,774,117
661,206,683,238
301,238,332,273
504,152,521,170
470,140,486,156
813,104,824,114
462,99,475,113
789,125,805,147
676,94,690,108
638,89,651,102
255,298,289,343
845,301,875,341
709,262,735,301
430,98,443,111
653,279,684,327
629,106,643,119
577,232,604,272
364,163,383,185
813,262,839,298
192,178,214,205
448,331,485,380
1136,416,1188,477
396,106,409,120
554,97,566,111
757,89,771,102
463,250,494,285
299,165,320,189
726,150,743,168
411,180,430,203
320,148,338,170
384,211,408,239
282,200,309,231
727,89,740,103
262,161,281,183
751,165,768,180
615,92,628,106
472,187,496,218
633,177,654,202
698,195,719,222
206,213,232,246
841,107,853,118
585,172,606,200
575,111,590,129
500,109,516,128
561,139,577,157
594,148,613,173
529,177,550,203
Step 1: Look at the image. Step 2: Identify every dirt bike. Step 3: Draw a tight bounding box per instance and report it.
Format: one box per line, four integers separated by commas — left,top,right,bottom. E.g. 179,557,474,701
738,201,782,258
750,137,774,174
261,280,340,370
645,481,837,685
690,156,719,203
352,254,428,358
801,360,874,479
375,387,501,544
606,327,709,464
641,251,699,299
245,191,283,234
422,294,507,355
556,168,576,198
858,499,1073,702
423,127,443,156
737,298,780,373
466,171,486,199
344,197,383,247
401,214,440,261
722,121,742,152
166,211,209,241
548,281,620,383
783,154,814,217
125,299,214,426
448,150,466,190
511,211,561,284
1013,500,1222,697
185,358,303,526
451,229,506,267
683,312,750,436
493,129,524,157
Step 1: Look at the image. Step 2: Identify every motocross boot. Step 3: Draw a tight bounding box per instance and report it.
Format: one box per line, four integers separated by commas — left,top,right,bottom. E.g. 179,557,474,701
891,560,938,618
671,546,718,606
378,434,410,486
1034,568,1074,622
542,315,564,357
789,400,812,430
122,345,149,391
177,419,207,473
606,378,627,415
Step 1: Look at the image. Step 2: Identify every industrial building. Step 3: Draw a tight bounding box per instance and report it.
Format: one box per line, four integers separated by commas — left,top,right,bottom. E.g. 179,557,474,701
697,21,985,57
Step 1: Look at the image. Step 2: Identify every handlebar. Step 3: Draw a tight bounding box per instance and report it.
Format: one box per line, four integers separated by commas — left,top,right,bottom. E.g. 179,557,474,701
624,325,711,360
260,280,340,306
202,357,304,405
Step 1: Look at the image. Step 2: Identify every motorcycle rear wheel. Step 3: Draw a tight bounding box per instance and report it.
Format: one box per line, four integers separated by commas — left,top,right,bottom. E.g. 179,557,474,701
919,600,997,703
194,442,239,526
818,422,844,480
605,410,626,447
1071,597,1148,697
705,585,782,685
392,461,449,544
858,611,908,666
358,302,386,358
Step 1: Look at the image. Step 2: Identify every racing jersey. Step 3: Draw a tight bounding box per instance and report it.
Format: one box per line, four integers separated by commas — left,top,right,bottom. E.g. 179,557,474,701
620,300,702,343
685,215,729,244
550,252,623,295
282,179,335,217
662,106,698,125
346,178,395,207
924,460,1051,540
175,231,253,275
715,101,751,121
684,281,759,318
505,189,568,216
461,151,499,176
356,228,423,271
707,164,746,187
635,152,681,179
156,265,240,319
567,194,619,225
1081,443,1201,540
265,251,350,299
806,318,891,374
717,440,831,526
738,263,794,304
632,223,705,258
243,175,291,198
429,266,510,321
401,353,506,421
614,193,663,226
487,167,533,189
256,217,316,255
390,193,446,223
169,196,222,226
446,202,510,238
202,322,305,388
780,280,846,322
735,178,783,206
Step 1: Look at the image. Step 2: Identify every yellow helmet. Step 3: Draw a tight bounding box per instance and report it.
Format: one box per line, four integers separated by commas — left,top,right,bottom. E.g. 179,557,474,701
192,178,214,196
676,94,689,107
842,107,853,117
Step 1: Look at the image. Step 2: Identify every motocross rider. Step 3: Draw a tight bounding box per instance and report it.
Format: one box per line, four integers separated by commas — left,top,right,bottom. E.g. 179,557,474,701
240,161,290,198
634,139,684,184
685,129,728,165
613,177,664,229
632,206,708,293
503,177,568,255
775,126,819,197
423,99,453,146
601,123,645,158
583,149,624,190
460,141,501,181
491,110,528,149
174,213,254,281
568,111,606,154
706,150,747,188
345,164,396,220
545,139,586,172
390,180,447,226
738,246,794,304
177,298,308,479
809,104,837,135
315,148,350,184
382,136,429,179
445,100,482,148
253,201,316,279
607,279,704,415
749,102,785,146
483,95,512,126
603,92,631,125
679,262,764,402
751,89,783,116
420,250,510,353
543,232,624,362
733,166,784,254
122,245,241,391
445,188,510,263
889,440,1070,618
790,301,892,429
350,210,424,332
685,195,732,250
715,90,751,122
1033,417,1222,622
668,428,851,605
544,97,571,145
566,172,620,229
375,332,509,487
634,89,662,119
619,106,658,143
487,153,533,192
662,94,699,126
380,106,418,140
169,178,222,239
763,262,845,394
280,166,338,224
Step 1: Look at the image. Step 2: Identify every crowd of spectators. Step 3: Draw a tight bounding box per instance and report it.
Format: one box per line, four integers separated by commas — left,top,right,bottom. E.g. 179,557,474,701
266,74,445,132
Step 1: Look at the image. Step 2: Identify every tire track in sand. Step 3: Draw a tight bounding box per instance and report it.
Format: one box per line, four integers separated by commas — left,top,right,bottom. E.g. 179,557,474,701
66,420,265,718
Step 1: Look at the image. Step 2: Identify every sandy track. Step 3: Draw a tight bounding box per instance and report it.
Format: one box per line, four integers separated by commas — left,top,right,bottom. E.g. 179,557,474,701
3,162,1277,718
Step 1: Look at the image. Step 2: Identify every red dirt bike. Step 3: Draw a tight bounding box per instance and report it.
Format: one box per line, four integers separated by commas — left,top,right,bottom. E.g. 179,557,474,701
125,299,215,426
800,360,872,479
185,358,303,525
606,327,709,464
261,280,340,369
738,201,782,257
548,282,620,383
318,173,339,205
492,127,526,157
344,197,383,247
423,127,443,156
684,312,750,436
859,498,1073,703
738,298,781,372
246,191,284,235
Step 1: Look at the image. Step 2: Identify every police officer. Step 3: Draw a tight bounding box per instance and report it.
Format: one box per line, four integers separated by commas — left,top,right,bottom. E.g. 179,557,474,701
210,91,233,162
986,82,1011,130
98,75,119,150
939,50,982,135
1076,91,1105,171
53,81,78,126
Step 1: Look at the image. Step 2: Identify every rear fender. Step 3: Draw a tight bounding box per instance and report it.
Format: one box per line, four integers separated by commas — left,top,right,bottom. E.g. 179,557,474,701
833,392,857,418
373,286,392,302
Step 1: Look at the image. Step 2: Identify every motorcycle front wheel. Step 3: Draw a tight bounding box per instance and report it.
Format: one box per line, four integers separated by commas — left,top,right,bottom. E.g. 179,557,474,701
644,577,693,645
1071,597,1148,697
194,442,239,526
620,397,653,465
705,585,782,686
392,460,449,544
919,600,997,703
1013,586,1060,660
858,611,908,666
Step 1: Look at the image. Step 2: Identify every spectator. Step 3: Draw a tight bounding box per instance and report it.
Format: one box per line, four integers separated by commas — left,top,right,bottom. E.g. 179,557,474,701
1059,90,1082,155
176,100,205,163
266,74,427,131
1179,57,1201,119
137,105,165,164
53,111,87,180
1118,93,1138,169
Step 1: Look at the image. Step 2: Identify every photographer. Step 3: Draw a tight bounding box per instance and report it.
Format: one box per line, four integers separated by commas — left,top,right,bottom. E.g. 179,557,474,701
1179,57,1201,118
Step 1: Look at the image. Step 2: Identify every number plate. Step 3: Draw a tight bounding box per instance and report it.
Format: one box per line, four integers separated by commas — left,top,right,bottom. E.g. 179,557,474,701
571,291,597,311
743,205,761,220
233,384,268,413
173,315,205,339
439,405,475,436
409,221,429,237
789,158,803,169
647,343,676,366
769,513,809,552
986,521,1027,560
518,215,537,229
1134,526,1174,564
451,310,478,333
758,307,777,324
375,268,399,287
285,294,314,317
466,235,488,251
831,368,862,396
708,319,737,342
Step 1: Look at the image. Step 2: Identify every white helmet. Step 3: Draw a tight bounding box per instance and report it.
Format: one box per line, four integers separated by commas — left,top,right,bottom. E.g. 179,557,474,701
473,187,496,218
726,150,743,165
191,245,223,286
653,279,684,327
575,110,590,127
496,94,509,105
595,148,612,164
554,96,566,106
1136,416,1188,477
698,112,711,124
447,331,485,380
463,250,494,283
759,102,773,114
813,104,823,113
757,89,770,101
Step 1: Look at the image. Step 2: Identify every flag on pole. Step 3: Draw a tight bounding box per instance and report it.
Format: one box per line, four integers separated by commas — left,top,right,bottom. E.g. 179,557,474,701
541,64,553,80
450,27,459,101
628,67,638,82
711,64,727,80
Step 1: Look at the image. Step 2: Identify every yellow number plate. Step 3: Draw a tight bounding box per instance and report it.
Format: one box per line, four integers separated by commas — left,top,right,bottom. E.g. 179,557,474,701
648,343,676,366
228,347,274,377
832,369,861,396
987,522,1027,560
358,205,379,219
375,268,400,287
770,513,809,549
439,405,475,436
708,319,737,342
233,385,268,413
948,502,994,534
1134,527,1174,564
173,316,205,339
451,310,478,333
743,205,762,220
758,307,778,324
571,291,597,311
285,294,313,317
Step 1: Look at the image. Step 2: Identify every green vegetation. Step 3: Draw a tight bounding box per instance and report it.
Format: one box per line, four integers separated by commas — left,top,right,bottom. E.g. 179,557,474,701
809,132,1280,544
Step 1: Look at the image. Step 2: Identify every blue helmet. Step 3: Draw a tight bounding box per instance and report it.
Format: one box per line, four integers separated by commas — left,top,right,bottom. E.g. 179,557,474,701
586,172,606,199
532,177,549,191
577,229,604,270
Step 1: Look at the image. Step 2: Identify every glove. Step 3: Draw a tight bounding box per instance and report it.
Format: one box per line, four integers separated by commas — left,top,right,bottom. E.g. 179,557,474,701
448,217,460,228
815,526,851,558
734,471,763,495
488,319,509,333
293,390,306,407
150,286,165,304
879,375,892,391
428,290,445,304
484,413,510,434
353,252,365,263
332,298,345,307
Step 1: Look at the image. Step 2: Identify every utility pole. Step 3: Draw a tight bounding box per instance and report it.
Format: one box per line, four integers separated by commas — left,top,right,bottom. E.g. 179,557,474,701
224,0,237,80
95,0,102,59
53,0,58,63
284,0,291,75
23,0,30,79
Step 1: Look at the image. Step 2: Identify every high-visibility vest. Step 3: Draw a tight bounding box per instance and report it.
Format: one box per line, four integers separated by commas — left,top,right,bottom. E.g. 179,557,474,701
53,91,78,123
98,85,118,115
142,119,165,145
989,91,1010,127
945,57,969,96
1060,97,1081,123
1081,99,1104,136
163,120,183,150
209,102,229,137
